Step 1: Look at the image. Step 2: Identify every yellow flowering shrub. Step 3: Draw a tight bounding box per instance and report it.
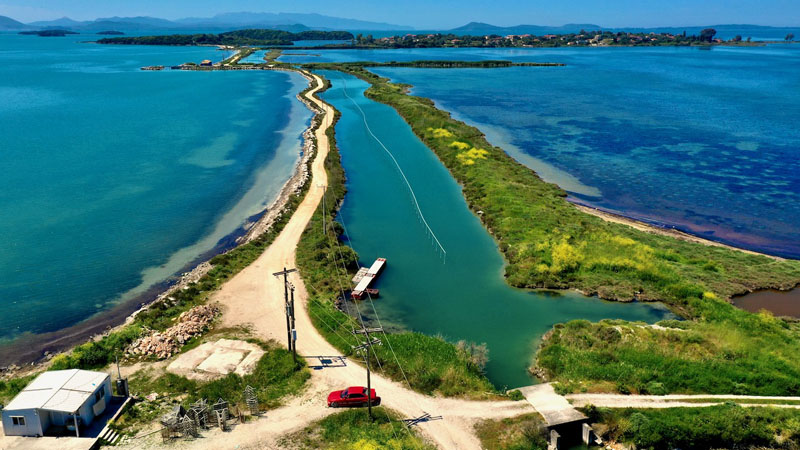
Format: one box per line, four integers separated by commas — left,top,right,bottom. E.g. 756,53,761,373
456,147,489,165
427,127,454,138
449,140,471,150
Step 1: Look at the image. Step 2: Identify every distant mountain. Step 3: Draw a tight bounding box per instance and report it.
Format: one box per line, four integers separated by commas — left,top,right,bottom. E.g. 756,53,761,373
0,15,30,30
94,16,178,28
448,22,602,36
27,17,85,28
13,12,410,33
176,12,411,31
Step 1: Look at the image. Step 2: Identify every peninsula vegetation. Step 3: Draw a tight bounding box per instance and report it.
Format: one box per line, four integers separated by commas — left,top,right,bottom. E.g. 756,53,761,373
348,60,563,68
284,408,433,449
19,29,78,37
301,28,759,49
308,63,800,397
295,94,498,399
586,404,800,450
97,29,353,46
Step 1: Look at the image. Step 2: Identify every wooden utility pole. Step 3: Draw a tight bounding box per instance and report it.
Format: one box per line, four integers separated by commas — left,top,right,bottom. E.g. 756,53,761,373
318,184,327,235
273,267,298,358
290,284,297,361
353,327,382,420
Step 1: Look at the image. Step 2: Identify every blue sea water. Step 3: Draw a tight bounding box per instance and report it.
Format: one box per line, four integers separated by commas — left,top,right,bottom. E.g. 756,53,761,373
371,46,800,258
0,33,311,346
283,45,800,258
240,50,267,63
319,70,671,388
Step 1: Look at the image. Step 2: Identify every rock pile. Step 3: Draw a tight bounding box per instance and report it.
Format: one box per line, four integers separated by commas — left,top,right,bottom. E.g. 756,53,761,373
127,304,219,359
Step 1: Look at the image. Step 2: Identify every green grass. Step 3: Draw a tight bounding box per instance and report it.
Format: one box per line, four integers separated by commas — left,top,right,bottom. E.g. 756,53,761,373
586,404,800,450
324,65,800,312
285,407,434,450
131,343,309,408
295,83,497,399
312,65,800,396
474,413,548,450
0,375,35,406
116,341,309,434
537,315,800,395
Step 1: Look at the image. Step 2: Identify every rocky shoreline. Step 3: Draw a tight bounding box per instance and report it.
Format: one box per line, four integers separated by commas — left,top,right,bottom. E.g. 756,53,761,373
0,71,321,377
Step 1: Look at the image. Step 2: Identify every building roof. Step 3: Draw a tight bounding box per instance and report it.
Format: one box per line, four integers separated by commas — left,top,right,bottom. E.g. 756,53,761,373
3,369,108,413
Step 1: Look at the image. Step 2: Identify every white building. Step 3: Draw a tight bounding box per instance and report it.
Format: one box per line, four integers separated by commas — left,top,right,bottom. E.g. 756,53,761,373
1,369,111,437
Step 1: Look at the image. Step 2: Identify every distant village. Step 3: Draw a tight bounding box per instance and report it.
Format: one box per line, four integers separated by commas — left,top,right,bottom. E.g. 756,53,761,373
355,29,773,48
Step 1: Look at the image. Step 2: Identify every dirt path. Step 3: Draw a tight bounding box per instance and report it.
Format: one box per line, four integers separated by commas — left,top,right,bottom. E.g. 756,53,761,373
116,71,532,450
567,393,800,409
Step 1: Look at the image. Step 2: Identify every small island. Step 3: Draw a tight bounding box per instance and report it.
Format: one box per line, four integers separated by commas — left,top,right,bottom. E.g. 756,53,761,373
19,29,79,37
96,30,124,35
295,28,765,49
97,29,354,46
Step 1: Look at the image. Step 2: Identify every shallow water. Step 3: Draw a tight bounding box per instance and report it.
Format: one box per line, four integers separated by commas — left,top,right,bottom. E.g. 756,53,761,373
318,70,672,388
240,49,267,63
0,33,311,346
735,289,800,318
284,46,800,258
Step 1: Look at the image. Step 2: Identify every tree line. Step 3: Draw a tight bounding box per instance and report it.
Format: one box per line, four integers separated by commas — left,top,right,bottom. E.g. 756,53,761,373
97,29,353,46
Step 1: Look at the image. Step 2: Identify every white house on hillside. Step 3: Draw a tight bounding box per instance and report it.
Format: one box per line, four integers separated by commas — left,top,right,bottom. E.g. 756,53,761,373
1,369,111,437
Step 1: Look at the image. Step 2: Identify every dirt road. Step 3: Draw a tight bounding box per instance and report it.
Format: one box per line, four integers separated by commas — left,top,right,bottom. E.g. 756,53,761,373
568,393,800,409
115,71,532,450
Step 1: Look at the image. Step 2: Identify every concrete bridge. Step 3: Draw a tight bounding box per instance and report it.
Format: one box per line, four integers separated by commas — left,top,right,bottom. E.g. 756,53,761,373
518,383,587,427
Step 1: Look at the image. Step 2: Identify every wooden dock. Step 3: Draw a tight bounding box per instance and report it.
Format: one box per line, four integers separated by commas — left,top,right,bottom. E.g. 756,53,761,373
351,258,386,299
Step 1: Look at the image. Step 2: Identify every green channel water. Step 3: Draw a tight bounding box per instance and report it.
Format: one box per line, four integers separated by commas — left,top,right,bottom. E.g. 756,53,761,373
318,70,674,388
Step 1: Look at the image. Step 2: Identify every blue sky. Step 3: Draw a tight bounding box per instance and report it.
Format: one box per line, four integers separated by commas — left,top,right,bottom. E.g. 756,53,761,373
2,0,798,28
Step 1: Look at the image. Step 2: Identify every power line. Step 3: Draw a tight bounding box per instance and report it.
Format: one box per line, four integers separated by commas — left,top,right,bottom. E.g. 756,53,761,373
325,77,433,448
338,75,447,264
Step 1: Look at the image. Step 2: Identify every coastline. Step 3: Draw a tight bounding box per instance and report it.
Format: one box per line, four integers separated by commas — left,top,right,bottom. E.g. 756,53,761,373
571,202,785,261
0,70,321,372
382,72,794,264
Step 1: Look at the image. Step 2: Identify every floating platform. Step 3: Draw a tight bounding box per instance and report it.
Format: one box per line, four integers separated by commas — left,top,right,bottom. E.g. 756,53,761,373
352,267,369,284
351,258,386,300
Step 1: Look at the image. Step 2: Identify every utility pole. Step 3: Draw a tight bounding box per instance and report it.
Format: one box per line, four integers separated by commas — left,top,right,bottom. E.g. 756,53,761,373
290,284,297,361
318,184,327,235
273,267,298,359
353,327,383,421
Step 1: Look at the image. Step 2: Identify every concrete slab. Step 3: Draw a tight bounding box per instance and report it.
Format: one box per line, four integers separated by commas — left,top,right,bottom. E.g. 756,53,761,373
168,342,216,373
166,339,265,381
234,349,265,377
518,383,587,427
197,348,247,375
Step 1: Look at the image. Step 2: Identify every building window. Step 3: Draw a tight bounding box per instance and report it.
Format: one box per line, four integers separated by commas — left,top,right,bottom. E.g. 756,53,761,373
95,385,105,402
11,416,25,426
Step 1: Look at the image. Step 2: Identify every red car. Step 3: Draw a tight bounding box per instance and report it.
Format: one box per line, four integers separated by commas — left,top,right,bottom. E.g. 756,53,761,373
327,386,381,408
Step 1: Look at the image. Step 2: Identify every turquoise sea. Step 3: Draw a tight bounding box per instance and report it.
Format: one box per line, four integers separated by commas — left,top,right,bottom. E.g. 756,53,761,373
0,33,311,352
319,71,671,388
4,35,797,387
284,46,800,259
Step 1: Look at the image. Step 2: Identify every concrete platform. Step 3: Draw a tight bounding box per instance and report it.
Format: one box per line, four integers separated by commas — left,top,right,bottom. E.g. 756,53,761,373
167,339,265,381
518,383,587,427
